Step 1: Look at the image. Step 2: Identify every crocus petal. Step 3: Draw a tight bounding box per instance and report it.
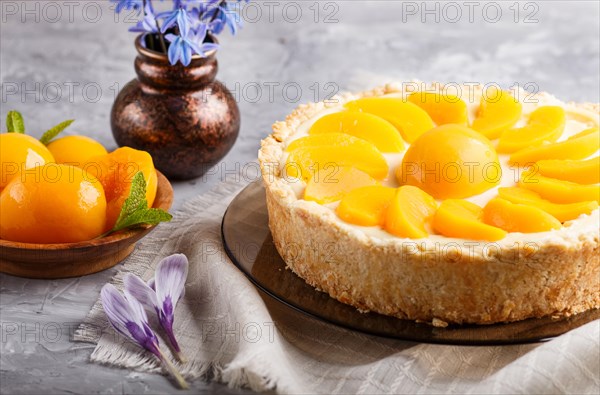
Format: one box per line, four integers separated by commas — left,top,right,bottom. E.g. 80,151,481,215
155,254,189,352
124,290,150,325
100,284,187,388
154,254,189,306
100,284,133,337
125,291,161,355
101,285,160,357
124,273,159,311
120,255,189,359
101,284,142,335
148,277,186,300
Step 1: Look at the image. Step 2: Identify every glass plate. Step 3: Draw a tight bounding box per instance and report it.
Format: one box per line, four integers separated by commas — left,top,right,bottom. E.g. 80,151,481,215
221,181,599,345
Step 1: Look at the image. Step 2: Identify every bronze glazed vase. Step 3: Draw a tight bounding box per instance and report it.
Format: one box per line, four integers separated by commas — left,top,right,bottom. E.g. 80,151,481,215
111,35,240,180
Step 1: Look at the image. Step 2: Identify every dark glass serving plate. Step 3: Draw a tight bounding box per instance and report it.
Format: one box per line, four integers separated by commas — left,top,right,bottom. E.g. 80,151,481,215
222,181,599,345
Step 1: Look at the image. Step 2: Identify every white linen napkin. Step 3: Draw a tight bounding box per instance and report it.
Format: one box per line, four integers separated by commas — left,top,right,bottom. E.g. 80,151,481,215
75,176,600,394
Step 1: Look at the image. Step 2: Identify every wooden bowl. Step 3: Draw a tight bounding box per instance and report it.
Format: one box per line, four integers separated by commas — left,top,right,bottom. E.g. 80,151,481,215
0,171,174,279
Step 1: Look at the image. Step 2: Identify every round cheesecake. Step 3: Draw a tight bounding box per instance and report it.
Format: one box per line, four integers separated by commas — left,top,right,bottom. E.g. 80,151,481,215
259,82,599,325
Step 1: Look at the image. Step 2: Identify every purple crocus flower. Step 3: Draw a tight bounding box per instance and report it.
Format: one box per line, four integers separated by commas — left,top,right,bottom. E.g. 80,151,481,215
101,284,161,355
101,284,188,389
124,254,189,362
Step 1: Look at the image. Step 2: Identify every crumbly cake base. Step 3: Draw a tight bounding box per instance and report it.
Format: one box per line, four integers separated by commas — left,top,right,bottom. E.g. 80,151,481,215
259,82,600,325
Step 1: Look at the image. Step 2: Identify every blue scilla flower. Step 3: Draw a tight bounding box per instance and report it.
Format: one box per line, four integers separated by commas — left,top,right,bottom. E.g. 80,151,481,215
165,23,219,66
161,7,194,36
111,0,249,66
111,0,144,14
129,2,159,33
204,0,246,35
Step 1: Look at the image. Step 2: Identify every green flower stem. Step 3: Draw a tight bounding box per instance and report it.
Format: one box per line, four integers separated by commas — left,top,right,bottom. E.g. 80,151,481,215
142,0,167,53
174,350,187,364
153,20,167,53
157,348,189,390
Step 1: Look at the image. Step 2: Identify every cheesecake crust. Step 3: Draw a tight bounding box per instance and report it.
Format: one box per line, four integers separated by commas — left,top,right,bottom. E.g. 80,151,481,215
258,82,600,325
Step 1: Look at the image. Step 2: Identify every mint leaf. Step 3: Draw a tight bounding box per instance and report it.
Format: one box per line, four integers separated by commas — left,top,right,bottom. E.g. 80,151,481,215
112,208,173,231
110,172,172,233
6,111,25,133
114,171,148,224
39,119,74,145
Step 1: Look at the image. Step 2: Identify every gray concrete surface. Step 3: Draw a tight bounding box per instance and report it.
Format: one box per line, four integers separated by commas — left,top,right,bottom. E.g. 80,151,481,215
1,1,598,393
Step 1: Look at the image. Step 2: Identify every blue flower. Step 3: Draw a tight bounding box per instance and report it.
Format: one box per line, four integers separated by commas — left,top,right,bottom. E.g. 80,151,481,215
111,0,249,67
205,0,245,35
129,2,159,33
165,24,219,66
160,7,193,36
187,2,209,23
111,0,144,14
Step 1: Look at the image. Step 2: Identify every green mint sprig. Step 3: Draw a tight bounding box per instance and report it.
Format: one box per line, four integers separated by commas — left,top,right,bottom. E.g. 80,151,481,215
109,172,172,234
6,111,25,133
5,109,73,144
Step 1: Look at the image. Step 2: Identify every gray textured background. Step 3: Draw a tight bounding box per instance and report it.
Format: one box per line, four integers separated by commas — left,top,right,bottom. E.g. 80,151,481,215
1,1,599,393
